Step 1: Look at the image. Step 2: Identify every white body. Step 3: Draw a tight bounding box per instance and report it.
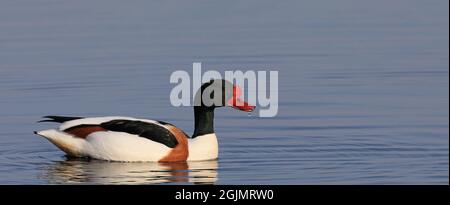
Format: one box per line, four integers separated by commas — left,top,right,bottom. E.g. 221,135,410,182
36,117,218,162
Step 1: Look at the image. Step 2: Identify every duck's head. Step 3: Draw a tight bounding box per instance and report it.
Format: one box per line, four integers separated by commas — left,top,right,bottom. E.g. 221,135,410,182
194,79,255,112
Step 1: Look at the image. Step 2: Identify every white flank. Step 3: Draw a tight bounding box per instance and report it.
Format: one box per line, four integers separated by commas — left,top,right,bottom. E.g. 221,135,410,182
84,131,171,162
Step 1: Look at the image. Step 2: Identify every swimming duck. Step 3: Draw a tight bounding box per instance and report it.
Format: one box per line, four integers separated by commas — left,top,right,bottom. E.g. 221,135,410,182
34,79,255,162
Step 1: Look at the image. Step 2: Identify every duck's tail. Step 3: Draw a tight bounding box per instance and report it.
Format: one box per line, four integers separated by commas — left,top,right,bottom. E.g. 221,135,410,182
34,129,60,139
34,129,84,157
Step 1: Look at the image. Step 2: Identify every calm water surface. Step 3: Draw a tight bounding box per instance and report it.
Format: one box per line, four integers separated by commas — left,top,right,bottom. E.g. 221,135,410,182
0,0,448,184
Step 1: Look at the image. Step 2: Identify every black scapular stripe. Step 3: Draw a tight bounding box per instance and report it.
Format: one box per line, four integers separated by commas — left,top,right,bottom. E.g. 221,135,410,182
100,120,179,148
39,116,84,123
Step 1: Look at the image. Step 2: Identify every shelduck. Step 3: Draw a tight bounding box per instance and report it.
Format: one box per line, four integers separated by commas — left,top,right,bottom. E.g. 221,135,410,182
35,79,255,162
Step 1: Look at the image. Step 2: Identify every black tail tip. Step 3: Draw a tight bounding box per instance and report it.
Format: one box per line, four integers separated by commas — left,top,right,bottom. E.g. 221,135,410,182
33,131,38,134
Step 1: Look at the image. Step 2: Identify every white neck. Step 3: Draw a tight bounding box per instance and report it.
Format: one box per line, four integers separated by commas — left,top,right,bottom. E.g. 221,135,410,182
187,133,218,161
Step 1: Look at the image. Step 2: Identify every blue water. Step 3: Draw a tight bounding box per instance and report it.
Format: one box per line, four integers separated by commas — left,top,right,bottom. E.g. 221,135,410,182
0,0,448,184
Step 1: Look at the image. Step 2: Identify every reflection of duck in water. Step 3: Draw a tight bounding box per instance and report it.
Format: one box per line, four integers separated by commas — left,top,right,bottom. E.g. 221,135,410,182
35,80,254,162
42,158,218,184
